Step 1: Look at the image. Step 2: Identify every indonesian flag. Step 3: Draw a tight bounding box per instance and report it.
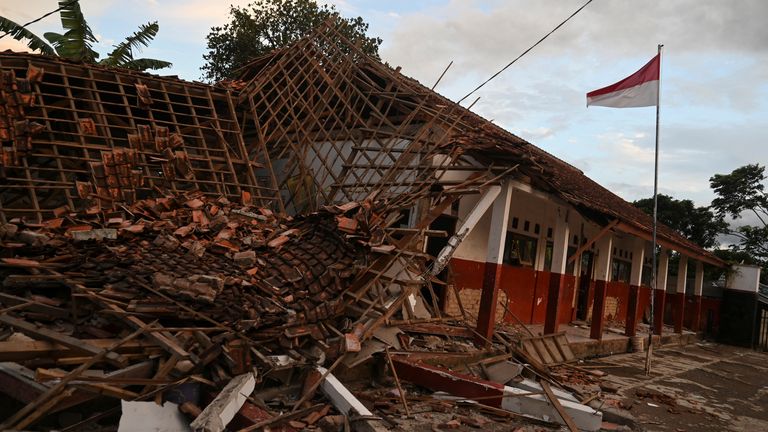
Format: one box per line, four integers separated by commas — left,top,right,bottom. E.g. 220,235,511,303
587,54,660,108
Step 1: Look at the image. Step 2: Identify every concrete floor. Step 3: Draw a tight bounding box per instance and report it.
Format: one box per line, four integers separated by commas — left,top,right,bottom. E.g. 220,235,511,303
584,343,768,431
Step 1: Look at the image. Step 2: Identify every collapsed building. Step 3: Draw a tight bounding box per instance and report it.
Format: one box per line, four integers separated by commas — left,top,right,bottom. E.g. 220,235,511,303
0,21,761,431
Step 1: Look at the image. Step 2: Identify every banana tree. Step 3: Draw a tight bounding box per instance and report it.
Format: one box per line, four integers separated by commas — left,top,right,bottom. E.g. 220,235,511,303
0,0,171,71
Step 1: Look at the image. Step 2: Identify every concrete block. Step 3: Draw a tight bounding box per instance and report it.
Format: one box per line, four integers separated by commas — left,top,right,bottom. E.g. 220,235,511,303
316,366,372,416
509,377,578,402
502,385,602,431
190,372,256,432
118,401,190,432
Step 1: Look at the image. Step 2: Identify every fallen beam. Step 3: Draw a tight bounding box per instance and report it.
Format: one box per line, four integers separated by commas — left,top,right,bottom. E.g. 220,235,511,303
0,338,160,362
392,357,602,431
501,385,602,431
0,314,128,367
190,372,256,432
316,366,388,432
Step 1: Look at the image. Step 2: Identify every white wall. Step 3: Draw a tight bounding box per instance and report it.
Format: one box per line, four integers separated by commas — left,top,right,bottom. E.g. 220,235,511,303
726,264,761,293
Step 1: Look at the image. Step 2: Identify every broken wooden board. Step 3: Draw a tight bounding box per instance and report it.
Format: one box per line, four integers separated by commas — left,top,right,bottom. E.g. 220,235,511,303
0,314,128,367
521,332,575,366
0,338,160,362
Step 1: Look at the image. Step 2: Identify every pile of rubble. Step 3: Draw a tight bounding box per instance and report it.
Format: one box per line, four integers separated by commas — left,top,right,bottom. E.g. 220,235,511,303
0,191,603,431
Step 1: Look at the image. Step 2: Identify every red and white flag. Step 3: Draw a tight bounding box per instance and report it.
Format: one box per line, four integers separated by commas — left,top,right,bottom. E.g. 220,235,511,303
587,54,660,108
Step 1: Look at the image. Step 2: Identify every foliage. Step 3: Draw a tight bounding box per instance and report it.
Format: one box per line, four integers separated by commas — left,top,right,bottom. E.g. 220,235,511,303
632,194,727,249
98,22,171,71
201,0,382,82
709,164,768,282
0,17,56,55
0,1,170,71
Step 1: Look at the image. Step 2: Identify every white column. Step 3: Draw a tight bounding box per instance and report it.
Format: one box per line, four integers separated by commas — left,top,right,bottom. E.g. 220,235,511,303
594,234,613,282
629,238,646,287
676,255,688,294
475,180,514,342
693,261,704,296
656,247,670,291
590,232,613,339
486,182,514,265
550,207,570,275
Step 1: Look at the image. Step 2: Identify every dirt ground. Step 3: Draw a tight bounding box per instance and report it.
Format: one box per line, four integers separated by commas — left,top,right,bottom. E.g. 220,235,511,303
587,342,768,432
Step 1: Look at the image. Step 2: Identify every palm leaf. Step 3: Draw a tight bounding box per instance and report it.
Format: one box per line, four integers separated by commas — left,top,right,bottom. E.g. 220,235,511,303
53,0,98,62
119,58,172,71
43,31,65,44
101,21,159,67
0,16,56,55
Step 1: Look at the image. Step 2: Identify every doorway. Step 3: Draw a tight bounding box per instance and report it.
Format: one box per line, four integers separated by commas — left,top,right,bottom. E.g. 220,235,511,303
425,214,458,313
575,251,594,321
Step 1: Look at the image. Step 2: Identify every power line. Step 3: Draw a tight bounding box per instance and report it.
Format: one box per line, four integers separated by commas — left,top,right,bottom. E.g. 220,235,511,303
457,0,596,104
0,0,80,41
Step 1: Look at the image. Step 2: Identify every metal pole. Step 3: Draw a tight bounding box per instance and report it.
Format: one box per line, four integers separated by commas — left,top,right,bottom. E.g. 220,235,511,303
645,44,663,375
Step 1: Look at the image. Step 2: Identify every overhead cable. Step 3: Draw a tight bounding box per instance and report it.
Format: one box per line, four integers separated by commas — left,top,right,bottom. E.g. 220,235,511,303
0,0,80,41
457,0,596,104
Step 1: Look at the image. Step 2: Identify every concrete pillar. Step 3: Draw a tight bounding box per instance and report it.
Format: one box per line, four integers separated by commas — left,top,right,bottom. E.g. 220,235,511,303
673,255,688,334
691,261,704,332
653,248,670,336
590,233,613,340
625,238,645,337
544,207,570,334
475,181,513,345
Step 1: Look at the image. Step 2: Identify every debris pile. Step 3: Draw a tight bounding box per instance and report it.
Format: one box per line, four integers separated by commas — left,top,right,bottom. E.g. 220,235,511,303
0,190,604,430
0,191,373,430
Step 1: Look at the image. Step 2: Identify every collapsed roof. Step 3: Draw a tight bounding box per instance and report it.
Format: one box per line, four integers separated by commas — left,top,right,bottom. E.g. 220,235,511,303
0,21,721,265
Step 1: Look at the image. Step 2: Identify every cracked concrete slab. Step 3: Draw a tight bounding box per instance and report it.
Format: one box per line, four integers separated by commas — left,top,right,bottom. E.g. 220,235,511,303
583,343,768,431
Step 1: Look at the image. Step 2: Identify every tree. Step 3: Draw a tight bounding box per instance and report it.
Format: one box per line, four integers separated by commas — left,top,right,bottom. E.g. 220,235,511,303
632,194,727,249
201,0,382,82
710,164,768,281
0,0,171,71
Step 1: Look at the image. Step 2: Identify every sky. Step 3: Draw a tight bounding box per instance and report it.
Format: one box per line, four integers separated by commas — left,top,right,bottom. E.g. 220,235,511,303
1,0,766,213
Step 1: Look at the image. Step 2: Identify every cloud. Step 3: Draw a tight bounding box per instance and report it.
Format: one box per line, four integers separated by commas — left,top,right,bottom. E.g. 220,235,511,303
377,0,767,209
0,38,33,53
519,127,553,141
384,1,768,84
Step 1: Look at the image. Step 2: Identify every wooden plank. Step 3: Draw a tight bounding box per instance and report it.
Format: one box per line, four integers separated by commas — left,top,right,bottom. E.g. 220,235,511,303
398,323,474,338
531,338,554,365
0,293,69,318
521,340,542,364
0,314,127,367
0,338,159,362
0,326,148,430
540,380,579,432
2,275,67,290
87,294,193,362
554,333,576,361
51,361,155,413
542,336,565,364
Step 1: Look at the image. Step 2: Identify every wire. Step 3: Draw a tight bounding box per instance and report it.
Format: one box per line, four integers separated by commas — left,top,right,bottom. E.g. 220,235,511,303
457,0,596,104
0,0,80,41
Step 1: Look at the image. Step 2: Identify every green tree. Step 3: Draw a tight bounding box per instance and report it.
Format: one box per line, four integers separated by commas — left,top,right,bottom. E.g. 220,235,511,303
201,0,382,82
710,164,768,281
632,194,727,249
0,0,171,71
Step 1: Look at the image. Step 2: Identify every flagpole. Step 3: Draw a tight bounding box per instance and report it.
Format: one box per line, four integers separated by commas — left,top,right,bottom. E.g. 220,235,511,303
645,44,663,376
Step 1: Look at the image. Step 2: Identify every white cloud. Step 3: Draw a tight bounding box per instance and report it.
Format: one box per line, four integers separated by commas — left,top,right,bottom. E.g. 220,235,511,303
520,127,554,141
